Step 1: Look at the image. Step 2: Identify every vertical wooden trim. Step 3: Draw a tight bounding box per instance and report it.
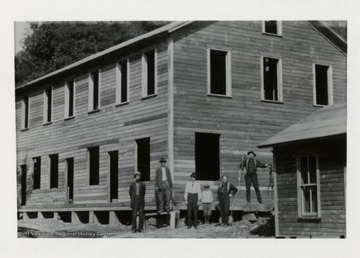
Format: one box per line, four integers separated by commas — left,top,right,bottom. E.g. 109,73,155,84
115,62,121,104
226,50,232,97
328,65,334,105
98,68,102,109
316,154,321,217
278,21,283,36
278,59,283,102
260,56,265,100
296,155,302,217
312,64,316,106
73,78,76,116
141,53,146,97
154,48,158,95
168,39,175,180
207,48,211,95
127,59,130,102
64,158,68,204
64,81,68,118
43,89,47,124
88,73,93,111
273,149,279,237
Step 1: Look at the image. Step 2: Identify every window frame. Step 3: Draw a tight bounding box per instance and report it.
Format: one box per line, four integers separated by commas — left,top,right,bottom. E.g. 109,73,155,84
207,48,232,97
261,56,283,103
313,63,333,107
262,20,283,36
65,79,76,119
116,59,130,105
88,69,101,112
142,48,157,98
43,87,53,124
296,154,321,219
21,95,30,130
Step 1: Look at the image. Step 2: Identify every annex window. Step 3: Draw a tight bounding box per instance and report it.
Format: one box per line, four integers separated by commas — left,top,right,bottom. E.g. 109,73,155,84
65,79,75,117
195,132,220,181
21,96,29,129
262,57,282,102
89,70,100,111
49,154,59,189
314,64,333,106
33,157,41,190
263,21,282,35
297,155,321,218
142,49,157,97
43,87,53,123
116,60,129,104
88,146,100,185
208,49,232,96
136,138,150,181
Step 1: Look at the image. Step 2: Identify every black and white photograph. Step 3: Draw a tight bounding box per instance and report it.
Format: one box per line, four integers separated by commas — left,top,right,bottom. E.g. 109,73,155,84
1,0,360,257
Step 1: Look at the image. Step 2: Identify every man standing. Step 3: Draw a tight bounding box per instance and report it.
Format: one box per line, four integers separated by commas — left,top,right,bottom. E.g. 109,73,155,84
184,173,201,229
217,175,238,226
155,157,173,213
240,151,269,204
129,171,146,233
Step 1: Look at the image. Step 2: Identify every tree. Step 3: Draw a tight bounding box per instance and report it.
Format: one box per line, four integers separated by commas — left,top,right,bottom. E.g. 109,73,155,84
15,21,169,86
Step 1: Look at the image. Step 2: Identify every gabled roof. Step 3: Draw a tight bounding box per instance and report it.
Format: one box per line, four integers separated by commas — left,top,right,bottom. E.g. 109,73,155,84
258,103,346,148
16,20,346,91
16,21,193,91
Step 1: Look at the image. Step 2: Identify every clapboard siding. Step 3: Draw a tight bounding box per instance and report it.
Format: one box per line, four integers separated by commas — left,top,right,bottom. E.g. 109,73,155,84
275,136,346,237
16,39,170,209
171,21,346,207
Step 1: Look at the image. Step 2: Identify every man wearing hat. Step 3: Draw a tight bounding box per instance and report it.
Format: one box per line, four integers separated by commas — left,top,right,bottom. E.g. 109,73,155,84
129,171,146,233
155,157,173,213
217,175,238,226
240,151,269,204
201,184,214,225
184,173,201,229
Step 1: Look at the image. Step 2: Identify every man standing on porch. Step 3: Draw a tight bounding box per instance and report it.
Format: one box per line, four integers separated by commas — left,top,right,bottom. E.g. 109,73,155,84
240,151,269,204
155,157,173,213
129,171,146,233
184,173,201,229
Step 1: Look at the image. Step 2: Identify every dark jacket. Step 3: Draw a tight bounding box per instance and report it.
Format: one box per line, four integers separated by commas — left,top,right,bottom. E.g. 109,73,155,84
241,158,267,175
155,167,173,189
129,181,146,208
217,182,238,201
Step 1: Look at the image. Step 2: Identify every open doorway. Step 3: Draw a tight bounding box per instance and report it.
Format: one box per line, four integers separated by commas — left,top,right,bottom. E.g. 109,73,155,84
66,158,74,204
109,151,118,202
20,165,27,206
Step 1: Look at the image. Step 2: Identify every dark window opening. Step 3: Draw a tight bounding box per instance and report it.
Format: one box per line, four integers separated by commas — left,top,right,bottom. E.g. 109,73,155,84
20,165,27,206
120,61,128,103
210,50,227,95
91,71,99,110
88,146,100,185
265,20,278,34
49,154,59,189
33,157,41,190
195,133,220,181
45,88,52,122
263,57,279,101
23,96,29,128
136,138,150,181
109,151,118,201
145,50,155,96
315,65,329,106
66,158,74,203
67,80,74,117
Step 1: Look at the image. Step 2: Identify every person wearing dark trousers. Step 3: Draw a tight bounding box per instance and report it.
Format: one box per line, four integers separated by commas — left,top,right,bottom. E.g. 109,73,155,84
129,171,146,233
240,151,269,204
217,175,238,226
155,157,173,213
184,173,201,229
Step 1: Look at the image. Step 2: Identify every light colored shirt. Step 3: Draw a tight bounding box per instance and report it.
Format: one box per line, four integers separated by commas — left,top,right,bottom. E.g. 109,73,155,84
184,181,201,201
161,167,167,181
201,190,214,204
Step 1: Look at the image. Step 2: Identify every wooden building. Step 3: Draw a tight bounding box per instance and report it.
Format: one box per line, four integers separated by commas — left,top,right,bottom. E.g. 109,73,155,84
16,21,346,224
258,103,346,238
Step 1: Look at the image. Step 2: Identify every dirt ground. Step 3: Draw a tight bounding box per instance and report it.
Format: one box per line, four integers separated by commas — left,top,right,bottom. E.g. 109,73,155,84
17,215,274,238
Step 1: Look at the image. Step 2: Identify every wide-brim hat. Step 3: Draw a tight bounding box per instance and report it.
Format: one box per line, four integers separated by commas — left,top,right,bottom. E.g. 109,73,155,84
221,174,228,179
247,151,256,157
134,171,141,178
190,172,197,179
204,184,210,188
159,157,167,163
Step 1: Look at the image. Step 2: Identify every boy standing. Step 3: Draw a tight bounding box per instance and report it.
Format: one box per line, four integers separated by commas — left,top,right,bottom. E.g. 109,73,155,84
201,184,213,225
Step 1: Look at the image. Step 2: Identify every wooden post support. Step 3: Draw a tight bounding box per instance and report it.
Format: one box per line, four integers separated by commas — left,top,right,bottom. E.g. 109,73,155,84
109,211,119,226
38,212,44,219
23,212,29,220
169,211,179,229
89,211,96,224
71,212,79,224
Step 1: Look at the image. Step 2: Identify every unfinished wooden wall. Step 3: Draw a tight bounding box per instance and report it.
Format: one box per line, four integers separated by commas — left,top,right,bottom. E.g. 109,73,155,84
16,40,170,210
171,21,346,206
275,136,346,237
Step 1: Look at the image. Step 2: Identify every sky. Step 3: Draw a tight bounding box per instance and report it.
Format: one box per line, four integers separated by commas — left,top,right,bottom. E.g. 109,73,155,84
14,22,31,53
